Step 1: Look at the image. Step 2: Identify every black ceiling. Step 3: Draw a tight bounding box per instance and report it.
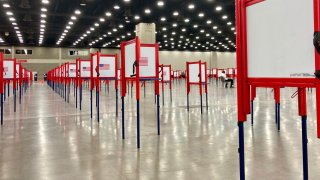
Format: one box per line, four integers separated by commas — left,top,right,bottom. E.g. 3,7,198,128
0,0,236,52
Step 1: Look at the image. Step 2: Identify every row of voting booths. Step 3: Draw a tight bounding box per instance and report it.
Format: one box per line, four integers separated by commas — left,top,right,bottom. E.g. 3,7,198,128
0,53,33,125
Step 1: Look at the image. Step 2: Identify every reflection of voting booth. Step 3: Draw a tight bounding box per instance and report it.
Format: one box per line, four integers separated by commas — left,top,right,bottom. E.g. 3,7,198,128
186,61,208,113
76,59,91,110
236,0,320,179
90,52,119,122
159,64,172,104
120,37,160,148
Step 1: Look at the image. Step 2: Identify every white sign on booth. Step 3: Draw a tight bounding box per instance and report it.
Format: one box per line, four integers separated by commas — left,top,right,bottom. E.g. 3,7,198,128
247,0,314,78
140,46,156,77
163,66,170,81
189,63,206,83
80,61,91,78
69,64,76,78
228,69,233,74
213,69,217,74
125,43,136,78
4,61,14,79
117,69,121,80
92,54,98,78
100,56,116,77
16,64,20,78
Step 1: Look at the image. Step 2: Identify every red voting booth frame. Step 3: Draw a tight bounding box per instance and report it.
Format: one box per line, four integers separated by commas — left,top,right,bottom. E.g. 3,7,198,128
159,64,173,104
236,0,320,179
90,52,119,122
120,37,160,149
186,61,208,114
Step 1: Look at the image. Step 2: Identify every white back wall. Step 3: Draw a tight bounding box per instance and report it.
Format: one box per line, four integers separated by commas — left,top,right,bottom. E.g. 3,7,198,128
159,51,217,70
216,52,236,69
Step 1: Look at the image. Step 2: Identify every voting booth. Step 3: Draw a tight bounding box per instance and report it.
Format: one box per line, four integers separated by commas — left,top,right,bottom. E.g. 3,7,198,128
236,0,320,179
186,61,208,113
159,64,173,104
120,37,160,148
90,52,119,121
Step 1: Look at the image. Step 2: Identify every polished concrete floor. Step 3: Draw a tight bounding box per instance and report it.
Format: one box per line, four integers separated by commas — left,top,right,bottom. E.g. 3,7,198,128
0,80,320,180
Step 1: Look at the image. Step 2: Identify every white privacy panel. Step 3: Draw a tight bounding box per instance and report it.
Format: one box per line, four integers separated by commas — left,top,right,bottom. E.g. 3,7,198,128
189,64,200,83
100,56,116,77
4,61,14,79
218,70,224,77
247,0,315,78
163,66,170,81
92,54,98,78
117,69,121,80
80,61,91,78
140,46,156,77
125,42,136,78
69,64,76,78
16,64,20,78
213,69,217,74
201,64,206,83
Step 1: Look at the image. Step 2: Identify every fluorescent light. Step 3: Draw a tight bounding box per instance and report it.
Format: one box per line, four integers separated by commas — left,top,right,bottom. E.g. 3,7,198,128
71,16,77,20
3,4,10,8
188,4,195,9
114,5,120,9
145,9,151,14
100,18,105,22
216,6,222,11
41,8,47,12
161,17,166,21
222,15,228,19
184,18,190,23
75,10,81,14
6,11,13,16
198,13,204,17
173,11,179,16
157,1,164,7
134,15,140,20
42,0,49,4
106,12,112,16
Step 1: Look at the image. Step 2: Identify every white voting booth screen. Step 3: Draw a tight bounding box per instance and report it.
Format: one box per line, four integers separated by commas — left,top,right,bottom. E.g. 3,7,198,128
201,64,206,82
189,63,206,83
140,46,156,77
124,42,157,78
213,69,217,75
4,61,14,79
16,64,20,78
69,64,76,78
100,56,116,77
124,42,136,78
92,55,98,78
80,61,91,78
247,0,315,78
163,66,170,81
117,69,121,80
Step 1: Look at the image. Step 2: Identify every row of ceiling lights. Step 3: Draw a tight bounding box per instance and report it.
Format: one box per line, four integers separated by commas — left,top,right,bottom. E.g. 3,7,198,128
3,2,23,44
39,0,49,44
73,0,228,48
56,9,82,45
